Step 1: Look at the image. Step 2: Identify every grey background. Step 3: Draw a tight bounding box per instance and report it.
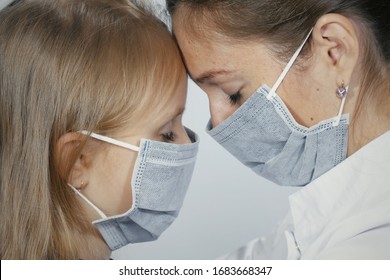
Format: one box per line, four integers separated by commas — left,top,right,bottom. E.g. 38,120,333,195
0,0,298,260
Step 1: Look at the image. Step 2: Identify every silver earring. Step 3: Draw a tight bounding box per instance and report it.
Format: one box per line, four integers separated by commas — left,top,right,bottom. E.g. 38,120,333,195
336,81,348,98
77,181,85,190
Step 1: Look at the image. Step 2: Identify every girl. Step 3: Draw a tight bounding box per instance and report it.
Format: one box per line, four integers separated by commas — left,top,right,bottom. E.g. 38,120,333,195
0,0,199,259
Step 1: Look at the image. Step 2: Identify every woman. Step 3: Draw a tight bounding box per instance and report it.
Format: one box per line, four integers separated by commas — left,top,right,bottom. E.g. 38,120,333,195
167,0,390,259
0,0,199,259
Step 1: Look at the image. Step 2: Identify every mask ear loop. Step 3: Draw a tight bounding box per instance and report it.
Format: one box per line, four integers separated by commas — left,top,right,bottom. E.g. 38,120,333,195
67,183,107,219
66,130,141,219
267,28,313,100
79,130,140,152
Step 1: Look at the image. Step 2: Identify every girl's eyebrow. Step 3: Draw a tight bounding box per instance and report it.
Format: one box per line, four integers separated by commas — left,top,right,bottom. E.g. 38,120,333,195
174,107,185,118
167,107,186,121
158,107,185,131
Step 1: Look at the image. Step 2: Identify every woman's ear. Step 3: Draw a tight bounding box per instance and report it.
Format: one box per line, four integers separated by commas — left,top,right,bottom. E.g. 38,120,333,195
311,13,360,85
55,132,91,189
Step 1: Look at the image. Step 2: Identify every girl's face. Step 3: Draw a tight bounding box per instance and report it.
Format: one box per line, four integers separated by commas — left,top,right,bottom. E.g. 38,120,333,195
77,70,190,220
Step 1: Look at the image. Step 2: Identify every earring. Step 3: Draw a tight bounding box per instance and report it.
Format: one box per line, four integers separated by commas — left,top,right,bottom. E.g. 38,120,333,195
336,81,348,98
77,181,85,191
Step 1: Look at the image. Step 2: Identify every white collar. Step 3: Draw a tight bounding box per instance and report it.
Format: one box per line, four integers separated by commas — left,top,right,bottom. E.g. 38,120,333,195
288,131,390,253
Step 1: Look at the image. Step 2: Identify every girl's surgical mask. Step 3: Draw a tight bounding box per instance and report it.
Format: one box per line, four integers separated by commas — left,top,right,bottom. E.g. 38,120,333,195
69,128,199,250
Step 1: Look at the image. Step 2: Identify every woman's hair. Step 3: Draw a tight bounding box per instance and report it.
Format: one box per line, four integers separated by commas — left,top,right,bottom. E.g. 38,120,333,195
167,0,390,121
0,0,184,259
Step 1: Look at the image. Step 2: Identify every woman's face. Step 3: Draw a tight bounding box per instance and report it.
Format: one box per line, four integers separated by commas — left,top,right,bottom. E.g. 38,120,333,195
173,32,282,128
171,14,350,129
80,70,190,220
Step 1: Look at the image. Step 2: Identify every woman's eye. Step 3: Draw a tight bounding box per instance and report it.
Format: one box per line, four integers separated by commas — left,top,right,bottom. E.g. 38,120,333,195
228,91,242,105
162,132,176,142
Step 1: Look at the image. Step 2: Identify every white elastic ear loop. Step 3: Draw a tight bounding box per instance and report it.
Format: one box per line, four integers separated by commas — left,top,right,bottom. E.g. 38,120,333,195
267,28,314,100
67,184,107,219
332,86,349,127
79,130,140,152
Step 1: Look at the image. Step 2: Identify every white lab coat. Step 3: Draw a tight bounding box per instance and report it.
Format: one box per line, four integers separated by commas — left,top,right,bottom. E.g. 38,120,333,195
222,130,390,260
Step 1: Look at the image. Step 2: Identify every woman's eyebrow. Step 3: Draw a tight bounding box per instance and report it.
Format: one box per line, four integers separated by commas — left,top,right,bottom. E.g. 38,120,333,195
193,69,232,84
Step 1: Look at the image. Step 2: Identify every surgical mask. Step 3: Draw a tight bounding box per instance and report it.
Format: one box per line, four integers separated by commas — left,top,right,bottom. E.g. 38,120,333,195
207,30,349,186
68,127,199,250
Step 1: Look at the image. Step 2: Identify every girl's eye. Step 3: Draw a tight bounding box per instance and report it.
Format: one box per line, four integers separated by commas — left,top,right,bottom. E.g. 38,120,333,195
162,132,176,142
228,91,242,105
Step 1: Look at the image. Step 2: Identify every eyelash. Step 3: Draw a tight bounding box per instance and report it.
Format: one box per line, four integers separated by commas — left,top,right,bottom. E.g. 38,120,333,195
162,132,176,142
228,91,242,105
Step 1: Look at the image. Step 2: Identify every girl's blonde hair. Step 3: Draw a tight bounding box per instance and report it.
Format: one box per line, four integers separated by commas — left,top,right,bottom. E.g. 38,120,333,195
0,0,185,259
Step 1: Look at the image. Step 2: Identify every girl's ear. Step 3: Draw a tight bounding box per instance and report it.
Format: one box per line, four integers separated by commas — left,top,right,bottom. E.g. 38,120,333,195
55,132,91,189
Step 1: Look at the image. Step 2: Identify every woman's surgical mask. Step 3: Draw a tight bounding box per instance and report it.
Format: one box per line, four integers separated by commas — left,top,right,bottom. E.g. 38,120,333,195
207,30,349,186
68,127,199,250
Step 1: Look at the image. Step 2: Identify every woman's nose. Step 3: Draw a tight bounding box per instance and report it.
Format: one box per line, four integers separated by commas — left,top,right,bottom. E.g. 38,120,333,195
208,94,238,128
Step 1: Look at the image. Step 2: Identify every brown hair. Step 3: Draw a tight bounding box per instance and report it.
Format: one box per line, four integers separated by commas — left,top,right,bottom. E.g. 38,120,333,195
0,0,184,259
167,0,390,122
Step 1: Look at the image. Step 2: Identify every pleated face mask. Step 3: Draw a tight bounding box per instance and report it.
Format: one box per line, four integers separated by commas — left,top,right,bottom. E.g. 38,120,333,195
207,30,349,186
69,128,199,250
